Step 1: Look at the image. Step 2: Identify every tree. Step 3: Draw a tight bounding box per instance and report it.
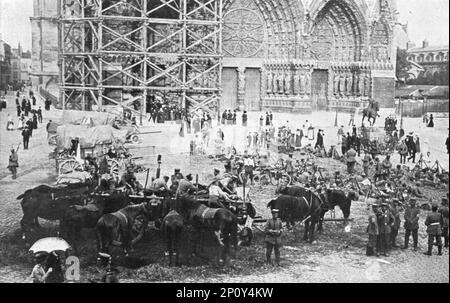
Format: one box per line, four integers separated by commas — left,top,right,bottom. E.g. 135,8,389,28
396,48,411,84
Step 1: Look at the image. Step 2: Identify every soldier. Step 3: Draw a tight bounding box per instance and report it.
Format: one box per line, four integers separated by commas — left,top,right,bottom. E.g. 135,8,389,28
7,148,19,180
439,198,449,248
424,204,444,256
374,157,383,183
377,202,394,257
402,199,420,251
390,199,402,248
170,169,182,193
150,176,170,194
176,174,196,197
264,209,283,266
362,151,372,177
345,147,357,174
366,203,379,257
382,155,392,180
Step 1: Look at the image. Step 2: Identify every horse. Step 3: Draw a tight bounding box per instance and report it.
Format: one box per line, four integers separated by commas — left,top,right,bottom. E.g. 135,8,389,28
317,188,358,232
96,202,152,256
18,183,94,240
176,196,238,264
268,189,323,243
60,192,131,253
362,101,380,126
161,207,184,266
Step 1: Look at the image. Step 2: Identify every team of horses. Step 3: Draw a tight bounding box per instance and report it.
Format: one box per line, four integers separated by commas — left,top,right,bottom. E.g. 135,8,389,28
17,181,358,266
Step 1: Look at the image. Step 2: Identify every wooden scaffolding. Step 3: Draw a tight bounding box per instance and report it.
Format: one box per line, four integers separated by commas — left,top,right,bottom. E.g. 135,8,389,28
59,0,223,122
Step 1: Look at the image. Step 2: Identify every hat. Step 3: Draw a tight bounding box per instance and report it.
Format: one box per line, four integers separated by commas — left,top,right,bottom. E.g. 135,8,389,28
34,252,48,262
214,169,220,173
175,169,180,173
381,202,389,206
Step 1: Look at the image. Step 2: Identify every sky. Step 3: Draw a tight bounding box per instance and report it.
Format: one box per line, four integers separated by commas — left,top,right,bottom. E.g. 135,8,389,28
0,0,449,51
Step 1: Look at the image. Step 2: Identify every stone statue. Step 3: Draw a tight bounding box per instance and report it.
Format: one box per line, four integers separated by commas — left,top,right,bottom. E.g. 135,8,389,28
299,72,306,94
278,72,285,94
304,71,311,95
334,72,340,95
358,73,364,96
267,72,274,94
293,71,300,95
338,72,345,95
345,72,352,95
363,74,370,97
238,68,246,92
285,72,291,95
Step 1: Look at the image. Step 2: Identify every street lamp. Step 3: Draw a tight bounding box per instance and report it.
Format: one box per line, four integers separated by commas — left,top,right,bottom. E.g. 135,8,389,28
156,155,162,179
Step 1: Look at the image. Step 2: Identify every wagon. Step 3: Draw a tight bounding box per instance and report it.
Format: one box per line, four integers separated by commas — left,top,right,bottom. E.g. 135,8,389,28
49,124,130,180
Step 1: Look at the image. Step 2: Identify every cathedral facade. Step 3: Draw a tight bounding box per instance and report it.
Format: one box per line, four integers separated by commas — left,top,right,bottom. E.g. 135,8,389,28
221,0,398,112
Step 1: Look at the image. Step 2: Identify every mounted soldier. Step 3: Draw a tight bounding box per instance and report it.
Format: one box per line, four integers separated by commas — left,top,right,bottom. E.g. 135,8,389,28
362,99,380,126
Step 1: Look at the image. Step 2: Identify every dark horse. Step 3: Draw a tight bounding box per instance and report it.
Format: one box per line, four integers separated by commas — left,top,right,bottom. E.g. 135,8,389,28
268,189,323,243
176,196,238,264
60,192,131,253
362,100,380,126
317,188,358,232
96,202,152,256
276,185,358,233
162,208,184,266
18,183,94,240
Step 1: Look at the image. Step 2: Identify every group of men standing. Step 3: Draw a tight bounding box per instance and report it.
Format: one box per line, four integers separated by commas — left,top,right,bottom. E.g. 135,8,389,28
367,197,449,257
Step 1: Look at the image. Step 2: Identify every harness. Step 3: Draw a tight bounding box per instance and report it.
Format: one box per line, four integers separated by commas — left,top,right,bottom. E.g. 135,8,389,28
114,210,129,227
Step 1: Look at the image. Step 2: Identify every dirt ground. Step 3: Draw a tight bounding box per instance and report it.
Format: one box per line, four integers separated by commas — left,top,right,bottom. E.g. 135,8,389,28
0,91,448,283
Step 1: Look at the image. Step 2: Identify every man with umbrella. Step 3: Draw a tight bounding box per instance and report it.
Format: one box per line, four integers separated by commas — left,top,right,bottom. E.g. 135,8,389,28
29,237,71,283
30,252,53,283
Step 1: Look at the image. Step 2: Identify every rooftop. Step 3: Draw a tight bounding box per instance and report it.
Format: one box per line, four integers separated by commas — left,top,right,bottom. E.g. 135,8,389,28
408,45,449,53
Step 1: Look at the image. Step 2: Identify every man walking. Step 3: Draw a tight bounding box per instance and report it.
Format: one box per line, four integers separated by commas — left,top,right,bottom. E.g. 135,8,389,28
22,126,31,150
403,199,420,251
7,148,19,180
362,151,372,177
264,209,283,266
37,107,43,123
424,204,444,256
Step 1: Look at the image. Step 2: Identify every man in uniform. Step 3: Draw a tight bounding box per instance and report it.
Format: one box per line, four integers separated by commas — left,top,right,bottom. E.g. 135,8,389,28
176,174,196,197
264,209,283,266
170,169,182,193
366,203,379,257
150,176,170,194
390,199,401,248
362,151,372,177
345,146,357,174
243,155,255,185
119,166,140,195
439,198,449,248
7,148,19,179
424,204,444,256
382,155,392,180
374,157,383,183
403,199,420,251
377,202,394,256
208,179,233,208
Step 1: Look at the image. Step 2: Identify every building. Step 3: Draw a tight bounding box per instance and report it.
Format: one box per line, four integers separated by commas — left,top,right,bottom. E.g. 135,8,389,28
29,0,59,96
406,40,449,85
36,0,399,114
0,34,12,91
10,44,32,86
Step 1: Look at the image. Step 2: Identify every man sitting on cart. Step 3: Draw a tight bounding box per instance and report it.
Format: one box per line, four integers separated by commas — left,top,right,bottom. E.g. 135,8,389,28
208,179,234,209
120,165,143,195
150,176,170,196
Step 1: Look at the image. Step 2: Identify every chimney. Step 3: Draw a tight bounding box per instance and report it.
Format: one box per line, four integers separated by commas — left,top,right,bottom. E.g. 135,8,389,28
422,40,429,49
406,41,415,50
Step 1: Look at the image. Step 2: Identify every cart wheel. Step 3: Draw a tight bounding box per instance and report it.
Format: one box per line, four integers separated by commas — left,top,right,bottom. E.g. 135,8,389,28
131,135,139,144
239,227,253,246
59,159,83,175
108,159,120,179
131,215,148,245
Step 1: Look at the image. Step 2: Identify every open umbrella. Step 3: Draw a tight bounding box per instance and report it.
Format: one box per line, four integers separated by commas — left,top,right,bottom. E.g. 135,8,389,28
29,237,71,254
